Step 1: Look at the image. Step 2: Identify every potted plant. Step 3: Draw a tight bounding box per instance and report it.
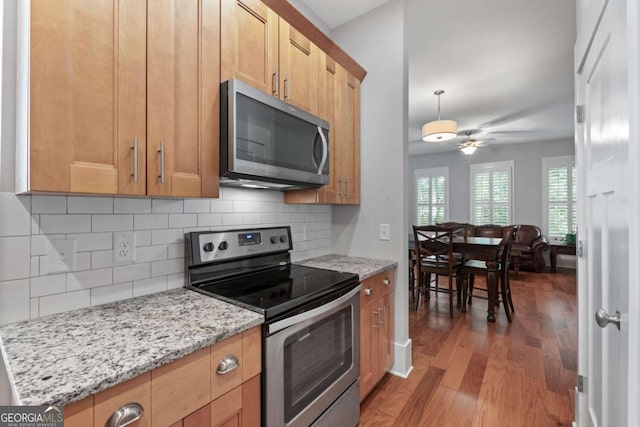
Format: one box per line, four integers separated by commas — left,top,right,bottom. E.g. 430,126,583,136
565,230,577,245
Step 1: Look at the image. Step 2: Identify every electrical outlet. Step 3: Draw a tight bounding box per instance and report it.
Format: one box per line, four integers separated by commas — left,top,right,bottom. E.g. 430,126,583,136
379,224,390,241
113,232,136,263
303,225,311,241
47,239,77,273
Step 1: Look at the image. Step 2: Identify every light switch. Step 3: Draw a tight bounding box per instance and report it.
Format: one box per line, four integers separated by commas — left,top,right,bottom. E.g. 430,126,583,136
379,224,390,241
47,239,77,273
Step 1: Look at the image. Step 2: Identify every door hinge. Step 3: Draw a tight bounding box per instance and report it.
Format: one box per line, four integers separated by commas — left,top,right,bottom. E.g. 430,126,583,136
578,240,584,258
578,374,586,392
576,105,585,124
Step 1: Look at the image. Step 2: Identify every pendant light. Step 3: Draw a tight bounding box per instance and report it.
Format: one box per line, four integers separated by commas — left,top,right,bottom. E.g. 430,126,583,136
422,90,458,142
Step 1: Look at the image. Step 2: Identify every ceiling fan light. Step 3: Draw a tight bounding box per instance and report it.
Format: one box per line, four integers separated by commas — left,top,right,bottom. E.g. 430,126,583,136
422,120,458,142
461,145,478,155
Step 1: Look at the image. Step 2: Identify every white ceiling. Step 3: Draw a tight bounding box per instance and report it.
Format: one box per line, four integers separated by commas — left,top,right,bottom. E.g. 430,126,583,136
296,0,577,157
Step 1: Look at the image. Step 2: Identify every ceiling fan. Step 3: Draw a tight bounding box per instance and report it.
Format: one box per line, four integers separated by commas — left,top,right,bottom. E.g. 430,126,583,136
456,131,494,155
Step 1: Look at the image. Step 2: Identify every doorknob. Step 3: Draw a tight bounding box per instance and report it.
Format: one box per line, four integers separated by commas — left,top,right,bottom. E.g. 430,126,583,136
595,308,621,330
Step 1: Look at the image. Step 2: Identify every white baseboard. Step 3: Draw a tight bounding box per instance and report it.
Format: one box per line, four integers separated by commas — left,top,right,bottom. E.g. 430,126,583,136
389,338,412,378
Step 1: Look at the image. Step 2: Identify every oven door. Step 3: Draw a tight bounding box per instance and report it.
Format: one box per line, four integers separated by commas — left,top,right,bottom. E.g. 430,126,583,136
265,285,361,427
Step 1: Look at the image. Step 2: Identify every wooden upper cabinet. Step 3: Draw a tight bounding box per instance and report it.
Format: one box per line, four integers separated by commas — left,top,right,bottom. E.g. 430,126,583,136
147,0,220,198
318,54,341,204
341,70,361,205
221,0,279,95
30,0,147,195
278,19,319,115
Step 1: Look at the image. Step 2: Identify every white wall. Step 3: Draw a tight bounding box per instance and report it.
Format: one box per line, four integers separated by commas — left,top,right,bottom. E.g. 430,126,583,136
331,0,411,377
408,138,575,227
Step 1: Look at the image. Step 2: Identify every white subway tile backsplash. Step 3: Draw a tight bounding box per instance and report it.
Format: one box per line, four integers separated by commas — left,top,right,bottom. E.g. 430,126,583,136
197,213,222,227
152,199,183,213
113,263,150,284
31,274,67,298
0,279,30,325
68,196,113,214
0,193,31,237
184,199,211,213
67,268,113,291
151,229,183,245
39,290,90,317
168,214,197,229
210,200,233,213
32,195,66,214
167,244,184,259
70,232,113,252
0,188,331,320
133,277,167,297
91,282,133,306
92,215,133,232
151,259,183,277
41,215,91,234
167,273,185,290
0,237,31,281
135,231,152,247
114,197,152,214
134,214,168,230
136,245,168,263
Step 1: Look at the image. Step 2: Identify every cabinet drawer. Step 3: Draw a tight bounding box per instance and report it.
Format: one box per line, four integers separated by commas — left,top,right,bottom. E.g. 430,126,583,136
211,326,262,400
94,373,151,427
152,347,211,427
360,270,395,305
64,396,93,427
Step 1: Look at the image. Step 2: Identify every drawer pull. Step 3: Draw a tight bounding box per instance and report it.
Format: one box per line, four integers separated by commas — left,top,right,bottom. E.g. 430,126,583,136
216,354,239,375
106,402,143,427
364,288,373,296
383,278,391,285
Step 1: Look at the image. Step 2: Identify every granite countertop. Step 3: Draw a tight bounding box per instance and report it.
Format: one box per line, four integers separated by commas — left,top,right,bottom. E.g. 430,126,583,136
298,254,397,280
0,288,263,407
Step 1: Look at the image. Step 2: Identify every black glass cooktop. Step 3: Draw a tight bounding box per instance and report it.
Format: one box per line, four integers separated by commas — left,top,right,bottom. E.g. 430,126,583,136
192,264,359,320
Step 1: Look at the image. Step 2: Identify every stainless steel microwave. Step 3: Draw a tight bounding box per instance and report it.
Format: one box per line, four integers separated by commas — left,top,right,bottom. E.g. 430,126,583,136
220,79,330,190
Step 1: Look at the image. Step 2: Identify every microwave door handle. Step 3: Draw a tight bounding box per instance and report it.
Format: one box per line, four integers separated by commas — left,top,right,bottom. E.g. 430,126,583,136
317,126,328,175
311,130,319,170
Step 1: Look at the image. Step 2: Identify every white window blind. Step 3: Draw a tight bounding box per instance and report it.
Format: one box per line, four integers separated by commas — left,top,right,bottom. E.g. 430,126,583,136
543,156,576,240
414,167,448,225
470,161,514,225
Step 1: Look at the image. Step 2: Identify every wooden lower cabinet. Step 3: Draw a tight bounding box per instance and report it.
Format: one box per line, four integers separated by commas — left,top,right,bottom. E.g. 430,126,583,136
63,326,261,427
359,269,395,401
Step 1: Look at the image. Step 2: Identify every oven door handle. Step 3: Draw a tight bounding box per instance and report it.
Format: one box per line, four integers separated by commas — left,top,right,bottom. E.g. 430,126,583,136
268,285,361,335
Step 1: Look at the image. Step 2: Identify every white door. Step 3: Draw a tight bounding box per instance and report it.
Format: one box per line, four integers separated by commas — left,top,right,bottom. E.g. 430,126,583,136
575,0,638,425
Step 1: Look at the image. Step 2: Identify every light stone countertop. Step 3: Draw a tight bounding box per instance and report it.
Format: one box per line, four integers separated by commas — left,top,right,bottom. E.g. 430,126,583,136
0,288,263,407
297,254,397,280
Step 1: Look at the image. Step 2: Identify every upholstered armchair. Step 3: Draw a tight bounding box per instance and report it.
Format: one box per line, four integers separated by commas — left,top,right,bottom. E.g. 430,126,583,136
510,225,549,272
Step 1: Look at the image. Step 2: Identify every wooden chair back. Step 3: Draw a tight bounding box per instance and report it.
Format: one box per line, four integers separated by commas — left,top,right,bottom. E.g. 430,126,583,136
412,225,454,270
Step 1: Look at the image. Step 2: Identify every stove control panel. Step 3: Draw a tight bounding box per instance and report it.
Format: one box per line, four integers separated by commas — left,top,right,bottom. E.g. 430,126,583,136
192,227,292,264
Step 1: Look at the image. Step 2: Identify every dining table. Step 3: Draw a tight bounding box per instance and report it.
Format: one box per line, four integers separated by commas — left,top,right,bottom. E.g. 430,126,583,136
409,235,504,322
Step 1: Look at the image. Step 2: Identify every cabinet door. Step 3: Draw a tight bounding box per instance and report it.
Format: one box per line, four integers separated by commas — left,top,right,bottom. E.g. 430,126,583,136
379,291,395,375
221,0,279,96
211,386,243,427
317,55,342,204
94,373,151,427
278,19,319,115
147,0,220,198
341,72,361,205
64,396,94,427
183,404,210,427
30,0,146,194
359,300,379,401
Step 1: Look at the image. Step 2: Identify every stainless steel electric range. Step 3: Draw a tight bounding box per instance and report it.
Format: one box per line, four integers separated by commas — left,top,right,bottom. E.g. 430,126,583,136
185,226,361,427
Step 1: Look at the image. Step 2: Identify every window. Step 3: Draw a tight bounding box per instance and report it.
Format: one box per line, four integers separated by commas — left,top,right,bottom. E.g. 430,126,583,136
470,161,514,225
414,167,448,225
543,156,576,241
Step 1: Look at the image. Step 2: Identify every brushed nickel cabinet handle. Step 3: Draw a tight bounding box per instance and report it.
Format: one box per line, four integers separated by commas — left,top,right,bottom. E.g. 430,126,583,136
216,354,239,375
373,309,379,329
379,305,385,327
273,66,279,97
383,278,391,286
158,142,165,184
364,287,373,296
284,73,290,100
345,177,350,198
131,137,138,183
106,402,143,427
338,178,343,197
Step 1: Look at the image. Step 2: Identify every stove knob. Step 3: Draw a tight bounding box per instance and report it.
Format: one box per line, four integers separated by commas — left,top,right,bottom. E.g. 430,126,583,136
218,241,229,250
279,235,287,243
270,236,278,244
203,242,214,252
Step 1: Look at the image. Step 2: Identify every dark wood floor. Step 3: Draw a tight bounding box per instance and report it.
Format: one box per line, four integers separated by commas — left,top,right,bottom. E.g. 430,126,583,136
360,268,577,427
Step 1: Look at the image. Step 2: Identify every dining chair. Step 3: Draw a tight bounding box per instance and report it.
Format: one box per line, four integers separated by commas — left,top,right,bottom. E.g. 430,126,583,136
413,225,463,318
462,225,520,321
409,248,417,302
